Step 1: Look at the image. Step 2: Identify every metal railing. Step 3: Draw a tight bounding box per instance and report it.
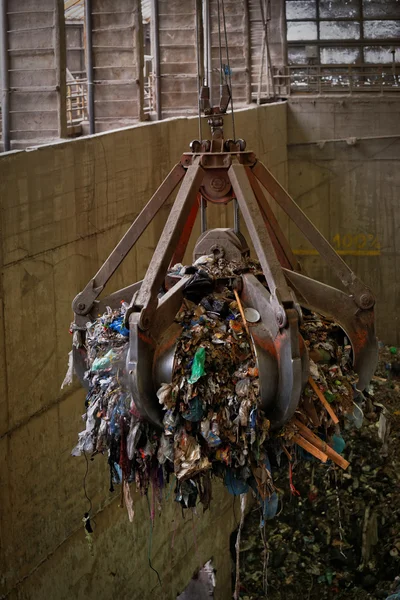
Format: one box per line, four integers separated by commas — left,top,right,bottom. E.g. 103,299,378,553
143,72,154,115
66,78,87,126
143,56,154,115
272,64,400,96
66,70,153,127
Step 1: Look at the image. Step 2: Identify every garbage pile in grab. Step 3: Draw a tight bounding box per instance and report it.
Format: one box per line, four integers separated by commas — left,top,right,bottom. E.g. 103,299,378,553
69,252,362,528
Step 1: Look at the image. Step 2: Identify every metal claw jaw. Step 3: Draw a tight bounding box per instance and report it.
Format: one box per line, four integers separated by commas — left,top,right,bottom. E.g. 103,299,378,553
240,273,308,429
127,277,189,428
283,269,378,391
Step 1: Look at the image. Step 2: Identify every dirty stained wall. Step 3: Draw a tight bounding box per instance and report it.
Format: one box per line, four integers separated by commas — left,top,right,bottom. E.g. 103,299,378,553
287,98,400,345
0,102,288,600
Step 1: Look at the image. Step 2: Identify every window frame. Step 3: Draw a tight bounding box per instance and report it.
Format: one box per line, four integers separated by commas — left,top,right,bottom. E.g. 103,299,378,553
285,0,400,66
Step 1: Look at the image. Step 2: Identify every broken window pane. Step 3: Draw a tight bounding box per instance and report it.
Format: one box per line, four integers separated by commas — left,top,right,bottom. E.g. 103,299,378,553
319,0,360,18
288,46,319,64
364,20,400,39
320,47,360,64
364,45,400,63
320,21,361,40
288,47,308,64
287,21,318,40
363,0,400,18
286,1,316,20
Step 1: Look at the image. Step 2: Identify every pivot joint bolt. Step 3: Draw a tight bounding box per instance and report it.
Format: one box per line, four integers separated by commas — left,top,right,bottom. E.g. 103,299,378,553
276,308,286,328
359,293,374,310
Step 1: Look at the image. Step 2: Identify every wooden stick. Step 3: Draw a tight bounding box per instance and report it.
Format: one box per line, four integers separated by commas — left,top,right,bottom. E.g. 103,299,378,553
233,289,251,338
293,418,350,470
233,290,257,359
282,444,292,462
292,433,328,463
372,375,387,383
308,376,339,424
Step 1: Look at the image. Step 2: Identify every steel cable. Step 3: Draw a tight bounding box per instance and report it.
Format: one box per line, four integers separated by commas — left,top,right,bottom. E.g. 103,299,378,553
221,0,236,140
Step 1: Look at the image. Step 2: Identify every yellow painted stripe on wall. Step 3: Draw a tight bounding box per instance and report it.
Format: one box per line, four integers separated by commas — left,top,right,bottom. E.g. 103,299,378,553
293,250,381,256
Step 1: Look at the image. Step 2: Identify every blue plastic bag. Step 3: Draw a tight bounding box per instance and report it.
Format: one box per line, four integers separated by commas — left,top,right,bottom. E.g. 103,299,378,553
225,469,249,495
109,316,129,337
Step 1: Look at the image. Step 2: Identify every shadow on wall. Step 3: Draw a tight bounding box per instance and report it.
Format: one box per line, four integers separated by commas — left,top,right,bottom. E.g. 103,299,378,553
177,560,216,599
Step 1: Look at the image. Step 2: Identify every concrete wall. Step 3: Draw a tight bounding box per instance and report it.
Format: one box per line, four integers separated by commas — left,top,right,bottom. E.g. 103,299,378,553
0,102,288,600
287,97,400,344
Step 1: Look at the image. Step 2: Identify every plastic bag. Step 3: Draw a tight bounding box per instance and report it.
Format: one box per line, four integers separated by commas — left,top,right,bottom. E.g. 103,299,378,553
182,397,203,422
201,420,222,447
236,378,251,397
261,492,279,521
183,270,214,303
109,316,129,337
225,469,249,495
188,347,206,384
127,419,142,460
157,382,173,407
157,433,174,464
239,399,252,426
332,433,346,455
61,350,74,389
163,409,178,435
92,349,117,371
200,296,229,318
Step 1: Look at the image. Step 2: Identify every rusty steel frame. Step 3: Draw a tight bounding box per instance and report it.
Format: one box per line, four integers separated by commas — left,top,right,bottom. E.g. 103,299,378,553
72,141,376,340
72,162,185,321
127,161,205,330
245,166,300,272
169,195,200,268
251,161,375,311
72,141,377,330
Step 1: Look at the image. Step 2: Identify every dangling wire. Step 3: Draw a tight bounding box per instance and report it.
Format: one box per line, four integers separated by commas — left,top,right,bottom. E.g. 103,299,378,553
146,492,162,587
204,1,209,88
83,450,93,514
217,0,223,85
195,0,203,140
221,0,236,140
82,451,95,554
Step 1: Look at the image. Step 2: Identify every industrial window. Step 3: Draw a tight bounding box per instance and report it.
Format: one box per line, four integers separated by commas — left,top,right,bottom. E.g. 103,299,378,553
286,0,400,66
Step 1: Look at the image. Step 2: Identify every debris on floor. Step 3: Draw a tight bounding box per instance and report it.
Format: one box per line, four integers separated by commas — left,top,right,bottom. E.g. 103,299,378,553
238,343,400,600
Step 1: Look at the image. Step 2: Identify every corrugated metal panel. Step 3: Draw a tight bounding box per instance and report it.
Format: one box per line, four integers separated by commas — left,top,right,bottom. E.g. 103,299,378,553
65,0,84,22
141,0,151,23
